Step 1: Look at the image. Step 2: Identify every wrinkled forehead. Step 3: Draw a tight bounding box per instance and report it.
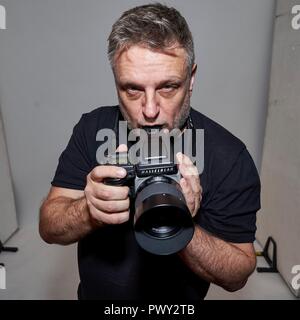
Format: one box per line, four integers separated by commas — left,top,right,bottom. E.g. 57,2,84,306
113,44,189,80
114,42,188,68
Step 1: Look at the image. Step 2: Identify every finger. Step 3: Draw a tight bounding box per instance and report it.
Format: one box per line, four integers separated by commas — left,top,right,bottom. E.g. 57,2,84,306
90,165,127,182
177,152,201,194
176,152,199,177
180,177,195,214
116,144,128,153
176,152,193,166
179,161,199,180
183,169,201,195
101,210,130,224
89,205,130,225
182,176,201,217
178,160,200,191
180,178,193,201
192,198,201,217
92,183,129,200
193,193,201,217
85,182,129,202
90,195,130,213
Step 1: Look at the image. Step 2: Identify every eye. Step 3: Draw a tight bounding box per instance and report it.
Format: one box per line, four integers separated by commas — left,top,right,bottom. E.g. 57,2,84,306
159,84,179,94
127,88,138,94
126,87,142,97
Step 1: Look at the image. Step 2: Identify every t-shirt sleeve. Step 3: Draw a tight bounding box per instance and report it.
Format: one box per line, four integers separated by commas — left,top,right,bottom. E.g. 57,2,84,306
51,115,92,190
197,148,261,243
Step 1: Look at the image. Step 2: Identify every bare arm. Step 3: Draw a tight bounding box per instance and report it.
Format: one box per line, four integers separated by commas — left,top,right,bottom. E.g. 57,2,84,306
177,152,256,292
39,187,97,245
178,226,256,292
39,165,130,245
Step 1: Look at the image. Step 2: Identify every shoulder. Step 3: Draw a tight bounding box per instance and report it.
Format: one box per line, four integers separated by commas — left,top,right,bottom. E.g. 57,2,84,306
81,105,119,127
190,108,253,193
71,105,120,167
74,105,120,139
191,107,246,154
191,107,246,169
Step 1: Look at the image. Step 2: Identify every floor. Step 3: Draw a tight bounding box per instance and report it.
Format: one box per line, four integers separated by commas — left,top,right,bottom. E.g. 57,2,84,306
0,224,298,300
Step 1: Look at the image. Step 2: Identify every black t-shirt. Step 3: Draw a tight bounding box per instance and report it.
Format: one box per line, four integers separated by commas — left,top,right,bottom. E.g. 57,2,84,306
51,106,261,300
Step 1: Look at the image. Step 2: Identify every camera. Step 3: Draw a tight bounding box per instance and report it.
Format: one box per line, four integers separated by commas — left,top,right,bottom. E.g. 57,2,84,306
104,127,195,255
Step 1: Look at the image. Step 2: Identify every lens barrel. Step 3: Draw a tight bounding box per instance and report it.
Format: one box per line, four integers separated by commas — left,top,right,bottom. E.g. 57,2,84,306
134,177,194,255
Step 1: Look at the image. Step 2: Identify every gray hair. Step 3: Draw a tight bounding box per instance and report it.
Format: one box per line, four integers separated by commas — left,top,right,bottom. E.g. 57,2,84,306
108,3,195,74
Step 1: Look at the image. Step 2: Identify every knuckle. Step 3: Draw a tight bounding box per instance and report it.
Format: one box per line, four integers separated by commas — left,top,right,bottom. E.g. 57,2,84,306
84,188,94,201
95,165,104,175
100,188,111,200
186,187,192,196
105,202,115,213
120,211,130,223
84,188,91,198
104,202,114,213
109,214,121,224
188,198,194,206
113,216,123,224
195,186,201,194
123,186,130,198
97,210,115,224
92,166,107,180
99,213,110,225
91,166,100,178
112,211,129,225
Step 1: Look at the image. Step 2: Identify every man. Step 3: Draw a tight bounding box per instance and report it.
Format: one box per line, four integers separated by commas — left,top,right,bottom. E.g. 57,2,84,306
39,3,260,300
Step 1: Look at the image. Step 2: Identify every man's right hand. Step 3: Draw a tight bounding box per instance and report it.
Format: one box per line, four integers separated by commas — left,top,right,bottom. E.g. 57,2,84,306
84,165,130,226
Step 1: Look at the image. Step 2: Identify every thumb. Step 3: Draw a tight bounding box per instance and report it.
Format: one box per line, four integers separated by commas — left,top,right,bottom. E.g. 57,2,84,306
116,144,128,153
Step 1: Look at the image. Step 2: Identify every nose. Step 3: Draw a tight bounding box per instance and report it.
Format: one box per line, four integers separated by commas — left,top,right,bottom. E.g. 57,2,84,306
142,89,160,120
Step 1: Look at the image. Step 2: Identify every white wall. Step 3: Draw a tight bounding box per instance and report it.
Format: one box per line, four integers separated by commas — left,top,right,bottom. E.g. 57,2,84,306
256,0,300,298
0,0,275,226
0,109,18,242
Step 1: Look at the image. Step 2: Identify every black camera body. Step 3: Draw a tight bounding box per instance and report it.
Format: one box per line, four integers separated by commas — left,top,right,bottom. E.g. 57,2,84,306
104,128,195,255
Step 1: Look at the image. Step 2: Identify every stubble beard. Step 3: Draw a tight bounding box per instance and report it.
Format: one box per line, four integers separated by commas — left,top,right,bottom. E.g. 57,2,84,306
173,94,191,130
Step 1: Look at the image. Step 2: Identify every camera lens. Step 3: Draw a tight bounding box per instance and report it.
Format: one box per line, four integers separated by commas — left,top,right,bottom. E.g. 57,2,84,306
134,177,194,255
143,208,181,239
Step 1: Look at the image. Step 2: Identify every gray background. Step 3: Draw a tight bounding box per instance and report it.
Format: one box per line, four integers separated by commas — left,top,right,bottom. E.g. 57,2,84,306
256,0,300,297
0,0,275,228
0,110,17,242
6,0,299,301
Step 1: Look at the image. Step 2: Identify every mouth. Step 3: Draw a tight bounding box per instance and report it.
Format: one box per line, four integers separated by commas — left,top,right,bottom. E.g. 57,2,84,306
138,122,168,129
141,124,163,130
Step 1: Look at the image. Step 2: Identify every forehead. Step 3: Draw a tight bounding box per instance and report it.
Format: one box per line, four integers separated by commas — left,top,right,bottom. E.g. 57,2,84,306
114,45,188,83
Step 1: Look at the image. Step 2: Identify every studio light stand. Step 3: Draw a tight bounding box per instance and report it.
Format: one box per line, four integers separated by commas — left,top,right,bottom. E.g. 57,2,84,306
0,240,18,254
256,236,278,273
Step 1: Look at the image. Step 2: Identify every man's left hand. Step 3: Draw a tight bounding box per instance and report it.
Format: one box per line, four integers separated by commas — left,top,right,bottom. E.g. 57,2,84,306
176,152,202,217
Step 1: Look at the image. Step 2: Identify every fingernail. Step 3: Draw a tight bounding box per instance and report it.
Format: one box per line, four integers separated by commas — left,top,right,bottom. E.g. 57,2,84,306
117,168,126,177
176,152,183,162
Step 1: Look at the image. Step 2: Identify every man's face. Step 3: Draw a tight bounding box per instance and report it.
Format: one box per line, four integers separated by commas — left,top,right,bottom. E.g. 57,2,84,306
113,44,196,130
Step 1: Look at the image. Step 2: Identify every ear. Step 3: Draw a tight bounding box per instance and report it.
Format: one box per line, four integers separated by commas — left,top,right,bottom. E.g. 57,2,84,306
189,64,197,93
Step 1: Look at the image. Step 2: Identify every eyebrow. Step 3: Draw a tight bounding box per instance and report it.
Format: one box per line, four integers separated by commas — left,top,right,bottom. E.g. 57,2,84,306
117,77,186,89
